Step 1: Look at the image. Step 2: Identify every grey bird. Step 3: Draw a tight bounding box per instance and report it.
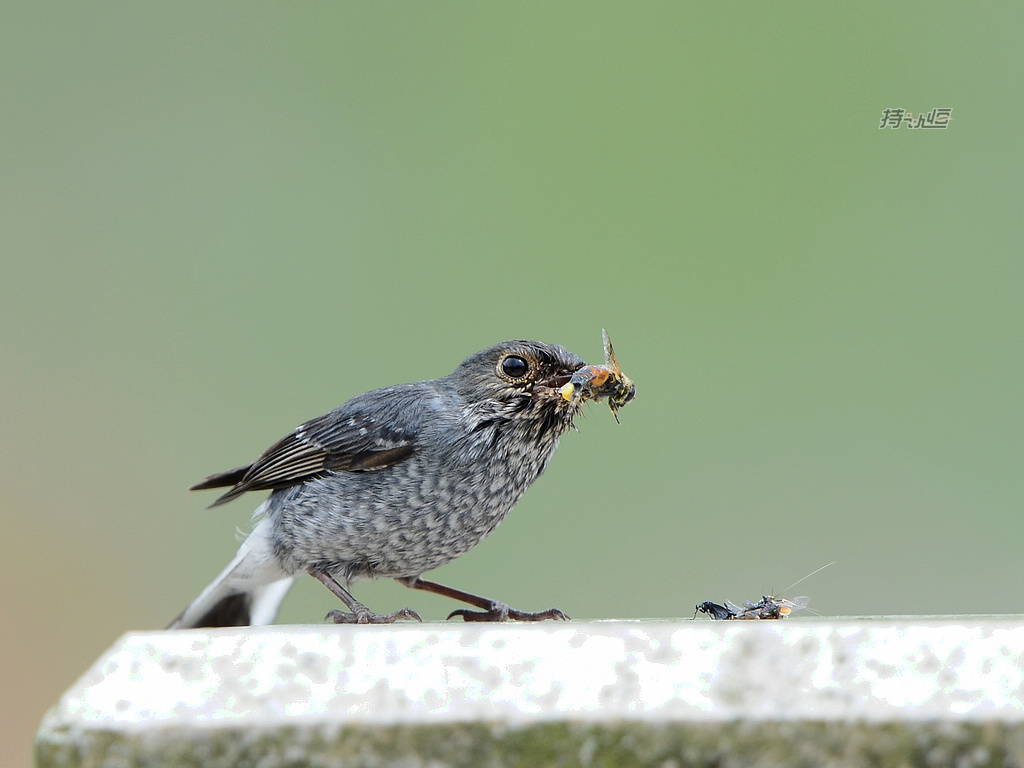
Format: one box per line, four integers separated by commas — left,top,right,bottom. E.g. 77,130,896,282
170,339,599,628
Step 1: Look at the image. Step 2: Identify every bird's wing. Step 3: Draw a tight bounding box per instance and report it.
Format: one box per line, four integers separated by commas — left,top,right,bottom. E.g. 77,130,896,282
191,386,425,507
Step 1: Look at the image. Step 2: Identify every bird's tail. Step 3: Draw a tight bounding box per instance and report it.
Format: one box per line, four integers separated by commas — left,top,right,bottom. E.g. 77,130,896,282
168,509,295,629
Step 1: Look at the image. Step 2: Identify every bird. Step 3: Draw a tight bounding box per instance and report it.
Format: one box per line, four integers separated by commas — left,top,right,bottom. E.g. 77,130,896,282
169,339,599,627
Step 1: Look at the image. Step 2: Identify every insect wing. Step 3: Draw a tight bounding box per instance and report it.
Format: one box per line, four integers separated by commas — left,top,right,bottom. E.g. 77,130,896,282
776,596,811,616
602,328,622,375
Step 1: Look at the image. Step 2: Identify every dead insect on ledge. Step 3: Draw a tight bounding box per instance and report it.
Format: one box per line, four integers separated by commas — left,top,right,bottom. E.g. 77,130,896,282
693,595,810,621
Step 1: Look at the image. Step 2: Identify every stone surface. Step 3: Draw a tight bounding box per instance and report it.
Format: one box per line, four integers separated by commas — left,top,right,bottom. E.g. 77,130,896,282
35,619,1024,767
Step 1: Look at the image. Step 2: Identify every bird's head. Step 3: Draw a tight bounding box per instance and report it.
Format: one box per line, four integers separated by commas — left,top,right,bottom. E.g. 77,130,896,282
448,340,587,426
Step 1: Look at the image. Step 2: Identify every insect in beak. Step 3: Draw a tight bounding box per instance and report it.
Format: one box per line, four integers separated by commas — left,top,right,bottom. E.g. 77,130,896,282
559,329,635,423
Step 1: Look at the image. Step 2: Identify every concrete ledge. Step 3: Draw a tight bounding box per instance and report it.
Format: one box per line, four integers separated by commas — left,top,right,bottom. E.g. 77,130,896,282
35,619,1024,767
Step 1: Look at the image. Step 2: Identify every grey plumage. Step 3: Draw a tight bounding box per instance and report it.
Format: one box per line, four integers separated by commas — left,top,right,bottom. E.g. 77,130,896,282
170,339,590,627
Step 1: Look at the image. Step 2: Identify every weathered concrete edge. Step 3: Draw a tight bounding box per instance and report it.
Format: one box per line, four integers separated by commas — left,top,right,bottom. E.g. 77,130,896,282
39,618,1024,730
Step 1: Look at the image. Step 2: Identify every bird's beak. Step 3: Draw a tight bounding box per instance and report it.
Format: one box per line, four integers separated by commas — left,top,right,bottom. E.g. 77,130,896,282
533,367,584,401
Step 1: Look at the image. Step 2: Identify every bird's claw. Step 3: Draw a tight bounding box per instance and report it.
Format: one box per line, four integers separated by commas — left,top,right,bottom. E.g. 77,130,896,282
447,602,570,622
325,606,422,624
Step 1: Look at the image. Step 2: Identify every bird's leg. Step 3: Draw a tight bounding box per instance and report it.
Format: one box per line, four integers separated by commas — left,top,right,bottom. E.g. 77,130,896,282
311,569,422,624
398,577,569,622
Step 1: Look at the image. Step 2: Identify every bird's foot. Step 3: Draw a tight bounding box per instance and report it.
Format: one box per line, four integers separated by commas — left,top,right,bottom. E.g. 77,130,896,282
447,602,570,622
326,606,422,624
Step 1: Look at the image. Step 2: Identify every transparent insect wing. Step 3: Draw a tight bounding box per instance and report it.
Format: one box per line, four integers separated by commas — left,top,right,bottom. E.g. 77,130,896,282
777,596,811,615
602,328,621,374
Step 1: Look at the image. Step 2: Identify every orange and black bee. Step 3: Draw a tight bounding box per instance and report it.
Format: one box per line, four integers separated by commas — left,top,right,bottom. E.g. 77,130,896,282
560,329,636,423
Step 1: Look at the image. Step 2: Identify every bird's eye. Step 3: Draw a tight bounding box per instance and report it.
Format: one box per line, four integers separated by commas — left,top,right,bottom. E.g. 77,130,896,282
499,355,530,380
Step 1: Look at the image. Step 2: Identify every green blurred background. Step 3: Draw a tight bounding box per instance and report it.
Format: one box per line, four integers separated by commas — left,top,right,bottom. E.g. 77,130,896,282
3,3,1022,764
